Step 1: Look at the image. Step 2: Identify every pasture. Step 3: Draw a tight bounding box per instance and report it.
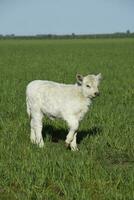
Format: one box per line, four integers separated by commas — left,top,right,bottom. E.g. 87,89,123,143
0,38,134,200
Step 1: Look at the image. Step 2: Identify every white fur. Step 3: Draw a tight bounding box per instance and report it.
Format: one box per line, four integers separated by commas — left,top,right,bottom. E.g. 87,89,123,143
26,74,101,150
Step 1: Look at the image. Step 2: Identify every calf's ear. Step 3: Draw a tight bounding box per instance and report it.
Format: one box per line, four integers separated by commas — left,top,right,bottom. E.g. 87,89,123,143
97,73,102,81
76,74,83,85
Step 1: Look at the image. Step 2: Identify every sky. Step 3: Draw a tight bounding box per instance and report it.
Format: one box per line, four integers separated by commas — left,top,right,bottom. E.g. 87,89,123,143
0,0,134,35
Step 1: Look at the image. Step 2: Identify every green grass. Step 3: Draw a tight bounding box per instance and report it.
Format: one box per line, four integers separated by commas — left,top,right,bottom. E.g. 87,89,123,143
0,38,134,200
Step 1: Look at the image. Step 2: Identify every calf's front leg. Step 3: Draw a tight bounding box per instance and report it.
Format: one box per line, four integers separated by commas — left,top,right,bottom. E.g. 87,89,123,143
70,132,78,151
65,118,79,151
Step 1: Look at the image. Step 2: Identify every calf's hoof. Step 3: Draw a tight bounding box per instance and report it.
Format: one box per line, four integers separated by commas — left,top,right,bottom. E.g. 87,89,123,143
65,142,70,149
38,141,44,148
70,146,79,151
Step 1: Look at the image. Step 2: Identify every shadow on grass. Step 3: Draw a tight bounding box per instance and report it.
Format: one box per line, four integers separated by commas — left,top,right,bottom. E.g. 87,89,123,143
42,124,102,144
104,149,134,167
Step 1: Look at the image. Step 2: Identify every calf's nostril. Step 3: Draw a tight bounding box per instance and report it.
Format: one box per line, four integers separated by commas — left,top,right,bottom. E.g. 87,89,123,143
95,92,99,96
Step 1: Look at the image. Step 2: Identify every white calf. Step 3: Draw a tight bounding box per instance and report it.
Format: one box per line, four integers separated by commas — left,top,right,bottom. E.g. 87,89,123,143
26,74,102,151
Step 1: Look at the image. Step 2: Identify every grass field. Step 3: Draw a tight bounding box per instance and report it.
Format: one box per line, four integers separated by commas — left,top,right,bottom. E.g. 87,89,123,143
0,38,134,200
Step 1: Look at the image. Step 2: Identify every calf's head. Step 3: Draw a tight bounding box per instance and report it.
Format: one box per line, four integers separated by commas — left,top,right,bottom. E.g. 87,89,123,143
76,73,102,98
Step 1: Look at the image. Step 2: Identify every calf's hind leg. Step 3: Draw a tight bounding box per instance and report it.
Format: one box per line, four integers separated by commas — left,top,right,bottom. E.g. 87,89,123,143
30,112,44,148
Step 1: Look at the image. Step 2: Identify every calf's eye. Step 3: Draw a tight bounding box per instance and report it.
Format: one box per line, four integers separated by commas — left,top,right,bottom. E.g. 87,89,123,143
86,85,91,88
